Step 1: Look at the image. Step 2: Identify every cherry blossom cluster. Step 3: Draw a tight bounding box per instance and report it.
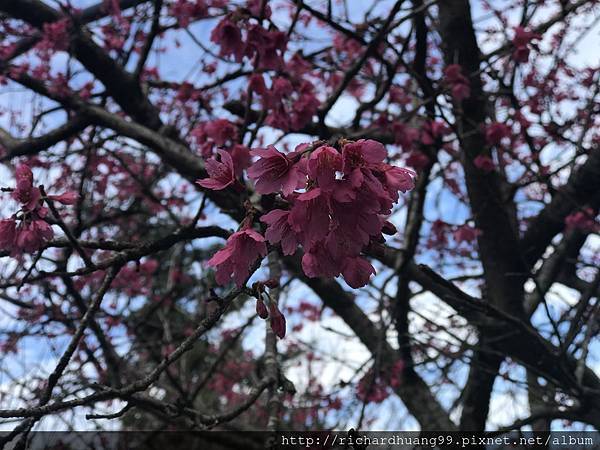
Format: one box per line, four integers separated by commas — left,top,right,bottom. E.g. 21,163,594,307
192,119,243,158
168,0,215,28
209,3,320,132
512,26,540,63
426,219,482,254
249,73,320,132
485,122,512,145
444,64,471,101
0,165,76,255
565,208,599,233
39,19,71,54
389,119,452,172
471,121,515,172
198,139,416,289
473,154,496,172
357,360,405,403
211,4,286,70
191,120,251,179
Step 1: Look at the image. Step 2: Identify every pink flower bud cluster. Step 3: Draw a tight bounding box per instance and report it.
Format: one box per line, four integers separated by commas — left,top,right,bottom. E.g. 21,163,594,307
255,295,286,339
252,279,286,338
198,139,416,289
0,165,77,255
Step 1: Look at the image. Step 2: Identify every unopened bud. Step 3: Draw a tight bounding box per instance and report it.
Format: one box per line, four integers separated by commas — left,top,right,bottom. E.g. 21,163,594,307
256,297,269,319
382,221,397,235
269,303,286,339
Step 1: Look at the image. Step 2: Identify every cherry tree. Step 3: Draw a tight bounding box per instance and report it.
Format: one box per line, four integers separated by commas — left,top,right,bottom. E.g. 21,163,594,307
0,0,599,444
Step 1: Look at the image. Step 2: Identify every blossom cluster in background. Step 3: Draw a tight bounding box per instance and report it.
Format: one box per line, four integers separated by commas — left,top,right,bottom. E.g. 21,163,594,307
0,165,76,255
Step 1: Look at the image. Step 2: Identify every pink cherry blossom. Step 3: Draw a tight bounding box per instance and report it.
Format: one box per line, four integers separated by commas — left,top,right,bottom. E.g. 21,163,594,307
272,78,293,98
260,209,299,256
197,150,237,191
392,123,419,150
40,19,71,53
444,64,471,101
0,219,17,252
389,86,412,105
406,151,430,171
191,119,238,156
307,145,342,190
421,120,450,145
207,228,267,287
0,164,75,254
230,144,251,177
452,83,471,101
203,119,238,147
169,0,208,28
248,146,307,196
211,16,244,62
256,77,319,132
289,81,320,129
485,122,511,145
249,73,268,95
13,164,41,211
356,169,395,214
513,46,530,63
204,138,414,289
247,0,272,18
246,25,286,70
302,245,340,279
342,139,387,174
15,219,54,253
381,166,416,194
512,26,540,63
289,189,330,247
341,257,376,289
175,82,200,103
327,200,381,256
513,26,538,47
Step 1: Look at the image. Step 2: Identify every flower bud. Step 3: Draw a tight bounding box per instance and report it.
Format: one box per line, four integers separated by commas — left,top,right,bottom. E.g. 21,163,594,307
269,302,286,339
381,220,397,235
255,297,268,319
